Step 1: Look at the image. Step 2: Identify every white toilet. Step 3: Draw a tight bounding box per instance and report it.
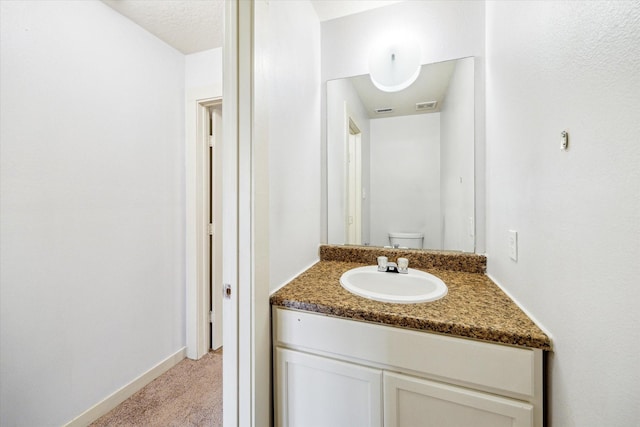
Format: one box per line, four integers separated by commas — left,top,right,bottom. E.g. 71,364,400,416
388,232,424,249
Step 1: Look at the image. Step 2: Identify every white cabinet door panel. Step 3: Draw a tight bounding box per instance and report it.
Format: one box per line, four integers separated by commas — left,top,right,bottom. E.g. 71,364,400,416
384,372,533,427
275,348,383,427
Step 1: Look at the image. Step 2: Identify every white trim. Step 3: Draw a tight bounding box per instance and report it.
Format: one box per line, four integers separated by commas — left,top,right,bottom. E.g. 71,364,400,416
64,348,186,427
486,272,554,347
222,0,240,425
269,259,321,296
237,0,254,424
185,85,222,360
232,1,272,425
251,1,275,424
225,2,272,425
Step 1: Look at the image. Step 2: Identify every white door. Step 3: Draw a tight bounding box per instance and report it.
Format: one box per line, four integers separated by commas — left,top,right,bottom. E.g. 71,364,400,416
275,348,383,427
346,118,362,245
209,106,223,350
384,372,534,427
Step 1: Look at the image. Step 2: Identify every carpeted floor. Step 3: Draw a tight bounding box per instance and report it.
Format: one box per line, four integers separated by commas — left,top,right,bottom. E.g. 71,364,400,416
91,349,222,426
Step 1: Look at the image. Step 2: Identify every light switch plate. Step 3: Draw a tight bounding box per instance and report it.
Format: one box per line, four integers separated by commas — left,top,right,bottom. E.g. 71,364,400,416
508,230,518,262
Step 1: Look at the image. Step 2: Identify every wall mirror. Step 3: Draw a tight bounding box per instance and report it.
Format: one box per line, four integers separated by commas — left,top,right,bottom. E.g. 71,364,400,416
327,57,475,252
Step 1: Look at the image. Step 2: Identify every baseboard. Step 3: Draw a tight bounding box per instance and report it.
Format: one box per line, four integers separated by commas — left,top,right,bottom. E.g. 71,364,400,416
64,347,187,427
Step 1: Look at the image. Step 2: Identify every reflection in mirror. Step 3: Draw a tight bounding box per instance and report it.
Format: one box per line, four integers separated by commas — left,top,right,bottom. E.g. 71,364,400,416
327,57,475,252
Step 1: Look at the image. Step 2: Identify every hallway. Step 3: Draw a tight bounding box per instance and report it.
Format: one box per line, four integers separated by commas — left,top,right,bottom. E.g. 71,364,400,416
91,350,222,426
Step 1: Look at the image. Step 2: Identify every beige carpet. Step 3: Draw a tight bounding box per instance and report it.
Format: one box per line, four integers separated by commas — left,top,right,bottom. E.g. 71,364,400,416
91,349,222,427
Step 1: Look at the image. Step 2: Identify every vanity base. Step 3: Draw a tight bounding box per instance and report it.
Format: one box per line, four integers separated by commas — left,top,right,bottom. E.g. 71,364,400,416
273,307,543,427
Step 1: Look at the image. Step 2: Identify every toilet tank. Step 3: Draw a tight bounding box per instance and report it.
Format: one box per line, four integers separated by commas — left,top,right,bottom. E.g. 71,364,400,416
388,232,424,249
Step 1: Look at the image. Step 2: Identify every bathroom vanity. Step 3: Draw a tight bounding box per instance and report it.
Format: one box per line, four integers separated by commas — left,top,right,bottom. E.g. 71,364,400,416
270,246,551,427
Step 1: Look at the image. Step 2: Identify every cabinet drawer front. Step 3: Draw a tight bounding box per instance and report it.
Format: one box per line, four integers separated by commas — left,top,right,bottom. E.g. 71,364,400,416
384,372,534,427
274,308,540,398
275,348,383,427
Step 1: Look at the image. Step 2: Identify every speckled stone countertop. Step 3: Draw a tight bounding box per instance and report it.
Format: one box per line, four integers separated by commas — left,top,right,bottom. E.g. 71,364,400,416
271,247,551,351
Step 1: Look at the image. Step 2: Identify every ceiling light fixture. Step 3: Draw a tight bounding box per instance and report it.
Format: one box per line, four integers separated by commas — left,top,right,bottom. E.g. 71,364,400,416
369,38,421,93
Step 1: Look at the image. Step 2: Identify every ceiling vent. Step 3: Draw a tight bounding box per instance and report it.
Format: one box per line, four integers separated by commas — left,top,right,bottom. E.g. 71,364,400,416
375,107,394,114
416,101,438,111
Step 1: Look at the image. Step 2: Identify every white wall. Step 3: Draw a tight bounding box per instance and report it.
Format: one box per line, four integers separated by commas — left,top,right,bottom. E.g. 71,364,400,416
0,2,185,425
326,78,371,245
321,0,486,252
486,1,640,426
254,0,321,292
440,57,475,252
369,114,441,248
185,47,223,90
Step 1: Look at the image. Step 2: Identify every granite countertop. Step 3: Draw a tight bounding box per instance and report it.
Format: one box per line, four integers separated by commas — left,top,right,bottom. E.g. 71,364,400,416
270,247,552,351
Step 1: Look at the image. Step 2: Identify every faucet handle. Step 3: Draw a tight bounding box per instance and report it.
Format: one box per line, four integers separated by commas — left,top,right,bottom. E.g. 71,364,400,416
397,257,409,274
377,256,388,272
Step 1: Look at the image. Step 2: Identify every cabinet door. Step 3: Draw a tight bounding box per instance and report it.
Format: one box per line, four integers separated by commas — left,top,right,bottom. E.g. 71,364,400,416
275,348,383,427
384,372,534,427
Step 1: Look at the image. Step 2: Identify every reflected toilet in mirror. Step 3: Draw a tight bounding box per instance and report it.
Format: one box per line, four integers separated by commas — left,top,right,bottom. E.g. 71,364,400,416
388,232,424,250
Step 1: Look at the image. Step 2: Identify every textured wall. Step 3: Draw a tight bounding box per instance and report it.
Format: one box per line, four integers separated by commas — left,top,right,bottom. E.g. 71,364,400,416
486,1,640,425
185,47,223,90
254,1,322,292
0,1,185,424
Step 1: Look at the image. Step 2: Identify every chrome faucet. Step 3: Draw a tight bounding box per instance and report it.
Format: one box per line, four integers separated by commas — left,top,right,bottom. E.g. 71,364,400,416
377,256,409,274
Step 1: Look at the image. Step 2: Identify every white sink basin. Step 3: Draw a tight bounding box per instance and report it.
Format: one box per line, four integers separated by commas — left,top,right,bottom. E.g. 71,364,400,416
340,266,447,304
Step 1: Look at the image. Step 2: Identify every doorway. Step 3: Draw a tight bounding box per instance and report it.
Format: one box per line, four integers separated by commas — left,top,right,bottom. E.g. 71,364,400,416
207,104,223,351
186,96,222,360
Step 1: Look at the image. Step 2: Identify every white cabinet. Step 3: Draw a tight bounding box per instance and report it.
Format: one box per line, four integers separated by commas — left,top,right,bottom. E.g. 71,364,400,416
272,307,543,427
384,372,533,427
275,348,382,427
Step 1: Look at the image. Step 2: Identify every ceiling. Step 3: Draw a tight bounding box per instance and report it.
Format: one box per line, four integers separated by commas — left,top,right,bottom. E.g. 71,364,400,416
310,1,403,22
101,0,224,54
101,0,404,54
101,0,433,118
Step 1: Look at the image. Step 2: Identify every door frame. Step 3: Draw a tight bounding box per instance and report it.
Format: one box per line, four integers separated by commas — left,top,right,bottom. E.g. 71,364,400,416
185,1,256,425
186,91,222,360
225,0,271,425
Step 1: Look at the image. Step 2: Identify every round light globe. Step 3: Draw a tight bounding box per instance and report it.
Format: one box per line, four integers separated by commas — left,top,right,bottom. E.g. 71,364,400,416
369,40,421,92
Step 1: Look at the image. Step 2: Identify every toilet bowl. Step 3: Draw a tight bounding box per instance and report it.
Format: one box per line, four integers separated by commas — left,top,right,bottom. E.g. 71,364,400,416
388,232,424,249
